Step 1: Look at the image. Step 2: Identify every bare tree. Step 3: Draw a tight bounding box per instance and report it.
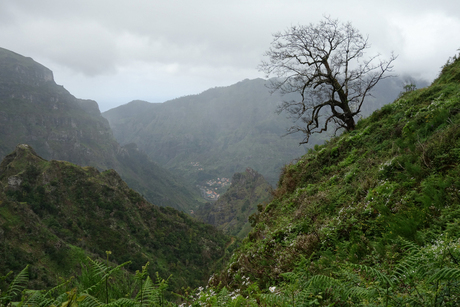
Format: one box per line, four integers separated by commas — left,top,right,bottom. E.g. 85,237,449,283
259,17,396,144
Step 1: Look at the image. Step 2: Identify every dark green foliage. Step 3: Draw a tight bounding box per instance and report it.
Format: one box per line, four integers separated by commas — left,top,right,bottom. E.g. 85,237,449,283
0,265,29,306
1,256,177,307
0,145,232,292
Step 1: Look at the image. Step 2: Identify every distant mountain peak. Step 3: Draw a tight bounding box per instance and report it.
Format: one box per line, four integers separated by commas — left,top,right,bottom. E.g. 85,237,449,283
0,47,54,86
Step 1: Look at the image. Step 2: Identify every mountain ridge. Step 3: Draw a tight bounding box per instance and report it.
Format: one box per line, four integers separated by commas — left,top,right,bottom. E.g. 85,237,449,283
0,144,232,291
103,78,313,186
0,46,202,211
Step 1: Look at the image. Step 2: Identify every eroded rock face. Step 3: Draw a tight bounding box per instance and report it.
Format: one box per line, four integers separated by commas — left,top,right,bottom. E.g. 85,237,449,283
0,51,54,86
0,47,115,167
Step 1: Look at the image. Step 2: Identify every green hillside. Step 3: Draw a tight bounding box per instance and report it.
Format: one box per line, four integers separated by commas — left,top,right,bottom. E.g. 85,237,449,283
1,44,456,306
0,46,203,212
193,54,460,304
0,145,232,292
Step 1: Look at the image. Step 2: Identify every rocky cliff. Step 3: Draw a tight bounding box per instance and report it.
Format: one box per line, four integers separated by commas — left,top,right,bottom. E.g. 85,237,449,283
0,47,202,211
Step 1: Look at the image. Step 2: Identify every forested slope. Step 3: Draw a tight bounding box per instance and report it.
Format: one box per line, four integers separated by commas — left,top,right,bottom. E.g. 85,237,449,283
0,145,232,292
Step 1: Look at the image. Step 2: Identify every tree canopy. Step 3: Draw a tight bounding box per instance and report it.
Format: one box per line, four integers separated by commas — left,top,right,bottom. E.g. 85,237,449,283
260,17,396,144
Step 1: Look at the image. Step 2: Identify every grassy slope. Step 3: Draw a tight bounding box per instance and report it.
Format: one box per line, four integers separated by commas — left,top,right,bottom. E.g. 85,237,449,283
213,55,460,294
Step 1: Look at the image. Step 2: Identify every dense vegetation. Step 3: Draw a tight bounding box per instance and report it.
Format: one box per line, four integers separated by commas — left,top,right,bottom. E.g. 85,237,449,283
0,145,234,293
0,46,458,306
2,53,459,306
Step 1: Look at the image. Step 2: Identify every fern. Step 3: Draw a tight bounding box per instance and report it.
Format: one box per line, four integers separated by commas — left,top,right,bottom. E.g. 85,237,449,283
51,291,73,307
135,276,156,305
21,277,75,307
304,274,339,289
216,287,230,306
79,293,103,307
349,263,393,289
82,259,131,297
391,253,423,284
6,265,28,299
344,286,377,301
135,272,170,307
398,237,421,254
428,267,460,283
105,297,137,307
259,292,291,306
87,256,109,279
0,265,29,306
21,290,54,307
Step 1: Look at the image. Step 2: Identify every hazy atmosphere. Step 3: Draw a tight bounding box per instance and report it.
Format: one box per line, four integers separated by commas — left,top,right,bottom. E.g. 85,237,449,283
1,0,459,111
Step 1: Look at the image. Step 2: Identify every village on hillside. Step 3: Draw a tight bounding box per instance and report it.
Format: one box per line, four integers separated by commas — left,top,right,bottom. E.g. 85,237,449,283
189,162,231,200
198,177,231,201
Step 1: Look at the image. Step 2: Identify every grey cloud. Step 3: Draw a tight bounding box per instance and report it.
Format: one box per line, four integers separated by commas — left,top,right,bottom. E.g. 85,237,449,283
0,0,459,111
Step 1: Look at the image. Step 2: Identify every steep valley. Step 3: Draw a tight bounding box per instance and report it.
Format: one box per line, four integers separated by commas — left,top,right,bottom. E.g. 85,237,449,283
1,44,457,306
103,76,426,189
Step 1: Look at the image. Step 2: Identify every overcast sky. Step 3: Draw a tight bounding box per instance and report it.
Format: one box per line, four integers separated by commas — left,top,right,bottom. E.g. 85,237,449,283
1,0,459,111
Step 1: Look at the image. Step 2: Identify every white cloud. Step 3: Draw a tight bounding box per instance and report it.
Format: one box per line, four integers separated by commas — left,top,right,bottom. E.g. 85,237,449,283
387,11,460,80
